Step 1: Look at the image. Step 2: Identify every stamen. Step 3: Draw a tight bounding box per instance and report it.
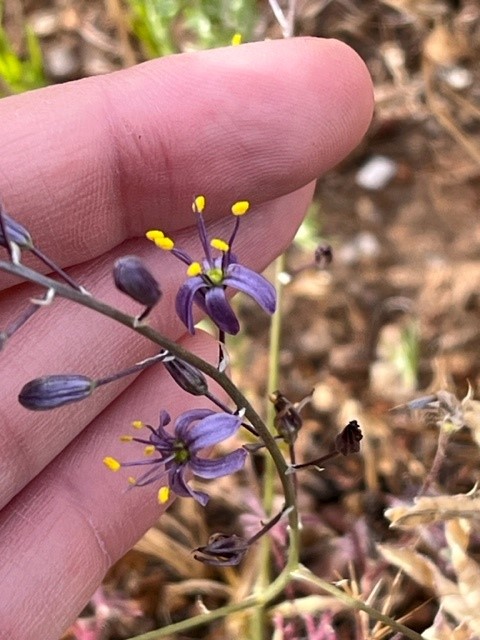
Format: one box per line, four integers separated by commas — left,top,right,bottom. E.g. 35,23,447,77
193,195,206,213
119,435,133,442
146,230,175,250
144,445,155,456
128,476,137,485
187,262,203,277
132,420,144,429
211,238,229,252
231,201,250,216
157,486,170,504
231,33,242,46
103,457,121,471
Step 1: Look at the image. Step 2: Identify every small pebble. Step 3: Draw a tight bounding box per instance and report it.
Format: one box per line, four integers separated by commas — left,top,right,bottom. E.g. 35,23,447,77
439,66,473,90
355,155,398,190
44,44,80,81
29,10,58,37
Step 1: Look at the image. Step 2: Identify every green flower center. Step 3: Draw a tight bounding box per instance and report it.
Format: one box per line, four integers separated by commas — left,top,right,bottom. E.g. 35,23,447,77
207,267,224,285
174,442,190,464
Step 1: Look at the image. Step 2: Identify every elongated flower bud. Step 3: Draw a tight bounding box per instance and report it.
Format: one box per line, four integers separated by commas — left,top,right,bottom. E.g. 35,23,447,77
164,358,208,396
0,209,33,249
19,374,96,410
113,256,162,308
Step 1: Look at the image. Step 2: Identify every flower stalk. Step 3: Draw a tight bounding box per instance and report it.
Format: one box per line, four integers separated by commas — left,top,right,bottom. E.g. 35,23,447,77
0,257,298,520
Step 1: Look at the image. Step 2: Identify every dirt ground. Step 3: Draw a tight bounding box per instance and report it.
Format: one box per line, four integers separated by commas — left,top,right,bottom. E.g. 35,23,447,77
2,1,480,638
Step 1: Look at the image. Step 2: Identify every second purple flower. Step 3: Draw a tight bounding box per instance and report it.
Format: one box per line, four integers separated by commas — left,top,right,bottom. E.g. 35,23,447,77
146,196,276,335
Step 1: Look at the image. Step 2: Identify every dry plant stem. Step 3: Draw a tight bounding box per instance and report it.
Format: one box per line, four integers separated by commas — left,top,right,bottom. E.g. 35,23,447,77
419,425,449,496
267,0,296,37
104,0,137,67
291,566,425,640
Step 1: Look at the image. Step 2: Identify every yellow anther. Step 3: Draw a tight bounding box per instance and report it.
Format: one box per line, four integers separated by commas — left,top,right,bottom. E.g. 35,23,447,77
131,420,144,429
231,33,242,46
158,486,170,504
187,261,203,277
155,237,174,250
145,230,163,241
127,476,137,485
146,230,174,250
193,195,206,213
103,456,121,472
119,435,133,442
211,238,229,252
231,200,250,216
144,445,155,456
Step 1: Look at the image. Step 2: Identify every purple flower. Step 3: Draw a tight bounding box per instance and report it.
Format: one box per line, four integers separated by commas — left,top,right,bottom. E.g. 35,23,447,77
104,408,247,506
146,196,276,335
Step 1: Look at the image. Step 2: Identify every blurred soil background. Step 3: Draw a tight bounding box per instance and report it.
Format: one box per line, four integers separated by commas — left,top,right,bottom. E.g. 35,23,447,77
2,0,480,638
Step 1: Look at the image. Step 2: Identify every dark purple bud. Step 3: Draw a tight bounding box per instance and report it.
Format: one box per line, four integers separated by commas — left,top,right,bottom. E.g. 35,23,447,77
164,358,208,396
113,256,162,308
0,208,33,249
335,420,363,455
19,374,96,410
315,244,333,269
194,533,249,566
269,390,303,444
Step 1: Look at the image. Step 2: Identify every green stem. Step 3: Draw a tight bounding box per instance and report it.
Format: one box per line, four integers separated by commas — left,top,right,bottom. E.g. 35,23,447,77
251,253,287,640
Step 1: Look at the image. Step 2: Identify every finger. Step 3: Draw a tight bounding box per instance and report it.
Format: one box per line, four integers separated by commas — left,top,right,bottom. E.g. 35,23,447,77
0,37,372,286
0,331,226,640
0,186,313,509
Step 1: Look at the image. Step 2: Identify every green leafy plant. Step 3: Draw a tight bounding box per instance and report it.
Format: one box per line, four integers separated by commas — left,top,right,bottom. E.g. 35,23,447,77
126,0,256,58
0,2,46,96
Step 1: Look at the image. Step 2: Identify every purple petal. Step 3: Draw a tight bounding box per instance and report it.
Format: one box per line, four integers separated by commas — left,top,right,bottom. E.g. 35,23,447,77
224,264,276,314
204,287,240,335
152,410,174,444
176,277,206,333
189,448,247,479
174,408,215,440
169,466,209,506
184,412,242,451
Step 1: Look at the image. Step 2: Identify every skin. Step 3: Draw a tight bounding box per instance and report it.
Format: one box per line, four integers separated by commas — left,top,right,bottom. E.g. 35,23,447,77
0,37,373,638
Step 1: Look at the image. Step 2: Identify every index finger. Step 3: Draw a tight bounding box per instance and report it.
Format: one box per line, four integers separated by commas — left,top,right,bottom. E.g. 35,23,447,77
0,37,372,280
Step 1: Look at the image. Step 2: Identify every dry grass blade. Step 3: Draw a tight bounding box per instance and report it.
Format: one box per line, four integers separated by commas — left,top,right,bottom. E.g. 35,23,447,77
378,544,473,625
385,489,480,528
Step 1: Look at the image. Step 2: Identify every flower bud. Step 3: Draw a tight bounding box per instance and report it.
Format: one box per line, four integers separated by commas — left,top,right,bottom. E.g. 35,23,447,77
0,209,33,249
113,256,162,308
269,390,303,444
335,420,363,455
194,533,249,566
164,358,208,396
314,244,333,269
19,374,96,410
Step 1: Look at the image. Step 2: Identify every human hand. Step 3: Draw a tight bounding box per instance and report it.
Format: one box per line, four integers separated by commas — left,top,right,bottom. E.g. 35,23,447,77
0,37,372,639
